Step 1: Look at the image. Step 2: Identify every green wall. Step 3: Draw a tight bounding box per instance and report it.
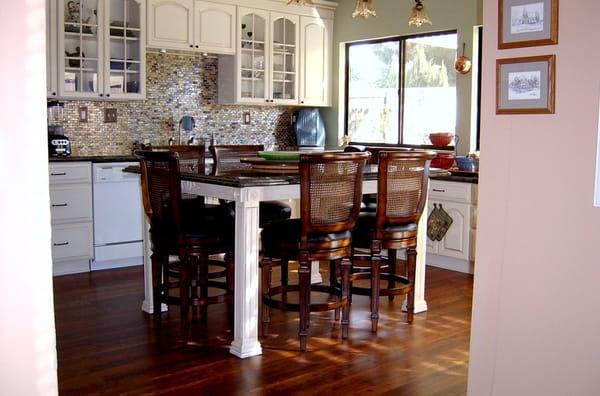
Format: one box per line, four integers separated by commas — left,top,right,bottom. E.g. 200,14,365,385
324,0,483,154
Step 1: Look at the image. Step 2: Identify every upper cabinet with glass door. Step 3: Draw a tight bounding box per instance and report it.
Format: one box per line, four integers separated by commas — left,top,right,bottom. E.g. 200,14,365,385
56,0,145,100
238,9,269,104
270,13,299,105
58,0,104,99
105,0,146,100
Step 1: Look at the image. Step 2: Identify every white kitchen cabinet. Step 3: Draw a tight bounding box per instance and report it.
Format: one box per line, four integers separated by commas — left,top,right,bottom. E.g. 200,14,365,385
427,180,478,274
49,162,94,276
147,0,194,50
47,0,59,98
194,1,236,54
147,0,235,54
55,0,146,100
299,16,332,107
219,8,304,105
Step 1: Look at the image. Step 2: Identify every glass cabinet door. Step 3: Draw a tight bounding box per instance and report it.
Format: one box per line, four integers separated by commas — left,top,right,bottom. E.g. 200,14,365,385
59,0,102,98
271,14,298,104
106,0,144,98
239,9,268,103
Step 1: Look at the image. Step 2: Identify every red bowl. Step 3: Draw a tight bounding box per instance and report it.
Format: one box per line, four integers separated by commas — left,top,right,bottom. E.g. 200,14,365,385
431,153,455,169
428,133,454,147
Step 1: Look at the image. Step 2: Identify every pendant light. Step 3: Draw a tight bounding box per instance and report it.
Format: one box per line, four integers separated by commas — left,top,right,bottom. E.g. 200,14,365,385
352,0,377,19
408,0,432,27
286,0,314,6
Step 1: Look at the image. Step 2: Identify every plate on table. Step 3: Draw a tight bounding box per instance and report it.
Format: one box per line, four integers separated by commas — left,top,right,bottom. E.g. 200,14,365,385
240,157,299,174
258,151,302,161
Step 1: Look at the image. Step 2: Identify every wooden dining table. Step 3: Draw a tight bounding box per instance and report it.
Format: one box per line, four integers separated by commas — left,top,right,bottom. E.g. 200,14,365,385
130,164,434,359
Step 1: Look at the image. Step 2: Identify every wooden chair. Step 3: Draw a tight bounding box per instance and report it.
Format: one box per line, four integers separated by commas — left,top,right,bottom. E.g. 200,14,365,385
210,144,292,227
350,150,435,332
137,149,235,343
261,151,370,351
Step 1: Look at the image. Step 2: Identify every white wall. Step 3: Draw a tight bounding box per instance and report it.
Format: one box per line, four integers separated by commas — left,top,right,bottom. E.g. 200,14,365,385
323,0,482,154
0,1,58,395
468,0,600,394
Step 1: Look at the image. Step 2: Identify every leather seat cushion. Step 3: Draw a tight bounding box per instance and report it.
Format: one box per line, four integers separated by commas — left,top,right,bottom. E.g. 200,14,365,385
152,200,234,251
222,200,291,227
352,212,418,248
261,218,352,257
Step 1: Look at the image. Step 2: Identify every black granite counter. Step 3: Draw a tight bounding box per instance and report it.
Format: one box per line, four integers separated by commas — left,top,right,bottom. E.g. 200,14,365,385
49,155,139,163
430,170,478,184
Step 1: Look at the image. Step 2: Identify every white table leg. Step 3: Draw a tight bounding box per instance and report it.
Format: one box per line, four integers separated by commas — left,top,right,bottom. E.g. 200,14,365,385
229,188,263,358
141,217,167,314
402,202,428,313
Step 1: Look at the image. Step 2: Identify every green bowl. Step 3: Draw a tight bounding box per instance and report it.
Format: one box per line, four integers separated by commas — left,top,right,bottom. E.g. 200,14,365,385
258,151,301,161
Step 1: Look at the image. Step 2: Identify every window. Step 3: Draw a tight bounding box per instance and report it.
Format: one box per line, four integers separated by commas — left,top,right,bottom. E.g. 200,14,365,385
345,32,458,146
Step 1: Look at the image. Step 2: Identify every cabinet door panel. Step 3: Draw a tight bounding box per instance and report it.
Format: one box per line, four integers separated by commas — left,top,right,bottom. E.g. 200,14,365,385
270,12,299,105
194,1,235,54
299,16,331,106
47,0,58,98
50,185,93,223
52,222,93,260
425,202,438,254
438,202,470,260
147,0,193,50
238,8,270,104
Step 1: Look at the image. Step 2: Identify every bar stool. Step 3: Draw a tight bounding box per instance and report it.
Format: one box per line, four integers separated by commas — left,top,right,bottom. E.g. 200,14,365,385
210,144,292,227
261,151,370,351
351,150,435,332
137,149,235,343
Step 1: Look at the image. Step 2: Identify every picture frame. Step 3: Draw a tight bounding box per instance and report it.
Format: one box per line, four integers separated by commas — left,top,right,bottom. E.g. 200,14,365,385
498,0,559,49
496,55,555,115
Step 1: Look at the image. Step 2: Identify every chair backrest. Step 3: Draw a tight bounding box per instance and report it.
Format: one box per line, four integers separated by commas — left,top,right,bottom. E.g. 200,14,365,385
210,144,265,175
299,152,371,242
150,145,206,175
375,150,436,232
136,149,197,238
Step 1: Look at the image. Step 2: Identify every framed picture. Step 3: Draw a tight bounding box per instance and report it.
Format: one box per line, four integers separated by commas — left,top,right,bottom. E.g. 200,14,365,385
496,55,555,114
498,0,559,49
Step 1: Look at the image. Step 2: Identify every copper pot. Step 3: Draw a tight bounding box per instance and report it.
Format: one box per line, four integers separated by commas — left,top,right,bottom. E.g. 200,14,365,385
454,43,472,75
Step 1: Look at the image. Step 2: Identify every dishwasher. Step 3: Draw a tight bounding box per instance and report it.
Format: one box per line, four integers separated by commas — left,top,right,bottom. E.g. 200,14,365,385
91,162,143,271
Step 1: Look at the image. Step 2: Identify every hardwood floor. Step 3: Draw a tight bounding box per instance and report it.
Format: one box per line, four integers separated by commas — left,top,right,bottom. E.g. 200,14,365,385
54,265,473,395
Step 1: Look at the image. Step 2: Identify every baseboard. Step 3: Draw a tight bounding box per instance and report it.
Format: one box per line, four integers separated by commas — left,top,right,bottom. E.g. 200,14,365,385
426,254,474,274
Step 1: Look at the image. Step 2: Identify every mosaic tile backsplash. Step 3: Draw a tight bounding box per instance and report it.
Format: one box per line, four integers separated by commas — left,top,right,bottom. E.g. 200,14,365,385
58,53,297,156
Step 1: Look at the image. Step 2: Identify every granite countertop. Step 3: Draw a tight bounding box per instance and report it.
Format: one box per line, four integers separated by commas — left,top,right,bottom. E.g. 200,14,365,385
49,155,139,163
430,170,478,184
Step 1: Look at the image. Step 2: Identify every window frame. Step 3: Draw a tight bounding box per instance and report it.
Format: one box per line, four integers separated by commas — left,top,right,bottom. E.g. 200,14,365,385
344,29,458,148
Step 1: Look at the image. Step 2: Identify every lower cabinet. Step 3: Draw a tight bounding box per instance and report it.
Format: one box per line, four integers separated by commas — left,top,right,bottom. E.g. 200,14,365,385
49,162,93,276
426,180,478,274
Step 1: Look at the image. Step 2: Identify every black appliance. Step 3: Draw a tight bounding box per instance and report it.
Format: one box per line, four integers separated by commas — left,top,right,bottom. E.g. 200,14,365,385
293,108,325,149
48,101,71,157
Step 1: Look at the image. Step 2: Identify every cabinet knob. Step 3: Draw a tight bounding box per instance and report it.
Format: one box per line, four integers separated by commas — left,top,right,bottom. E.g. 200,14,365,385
106,94,110,97
52,92,57,96
300,101,304,104
195,45,199,48
189,45,194,48
99,93,103,97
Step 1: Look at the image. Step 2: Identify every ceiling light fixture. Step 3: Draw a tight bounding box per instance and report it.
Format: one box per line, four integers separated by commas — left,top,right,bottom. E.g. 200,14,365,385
352,0,377,19
408,0,432,27
286,0,314,6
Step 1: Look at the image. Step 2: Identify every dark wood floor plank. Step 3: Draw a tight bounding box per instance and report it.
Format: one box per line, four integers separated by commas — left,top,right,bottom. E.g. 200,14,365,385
54,265,472,395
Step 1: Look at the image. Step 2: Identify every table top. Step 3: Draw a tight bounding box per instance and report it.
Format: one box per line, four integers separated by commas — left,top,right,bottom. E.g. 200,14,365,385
124,165,451,188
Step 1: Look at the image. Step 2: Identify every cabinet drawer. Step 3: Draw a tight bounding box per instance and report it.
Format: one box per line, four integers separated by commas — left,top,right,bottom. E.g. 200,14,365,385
51,222,93,261
50,185,93,223
429,180,472,203
49,162,91,185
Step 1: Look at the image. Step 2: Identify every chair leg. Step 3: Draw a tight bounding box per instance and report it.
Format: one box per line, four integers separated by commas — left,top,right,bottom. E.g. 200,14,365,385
261,256,272,335
406,247,417,324
388,248,397,302
298,252,311,352
198,253,208,325
179,251,191,344
370,240,382,333
330,260,340,321
281,258,288,298
151,253,166,329
340,256,351,340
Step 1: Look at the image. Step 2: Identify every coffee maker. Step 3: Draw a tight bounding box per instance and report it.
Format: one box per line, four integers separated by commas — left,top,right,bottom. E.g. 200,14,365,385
47,101,71,157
